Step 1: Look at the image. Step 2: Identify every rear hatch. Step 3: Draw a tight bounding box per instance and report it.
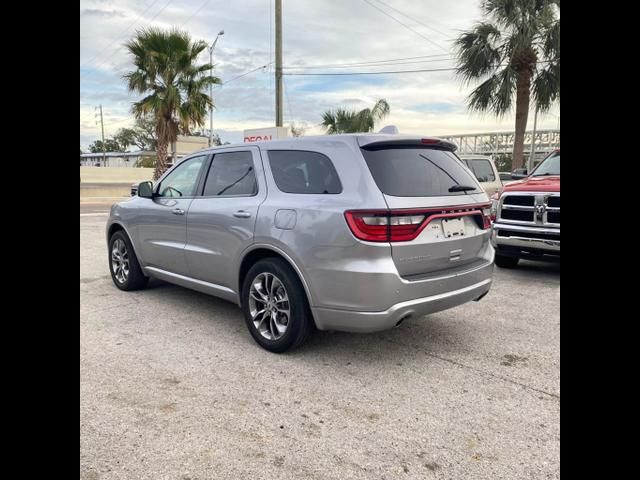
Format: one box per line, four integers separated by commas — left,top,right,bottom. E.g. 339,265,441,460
357,138,491,278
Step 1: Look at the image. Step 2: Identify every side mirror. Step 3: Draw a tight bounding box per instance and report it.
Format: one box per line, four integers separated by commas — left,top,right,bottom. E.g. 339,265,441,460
137,181,154,198
511,169,528,180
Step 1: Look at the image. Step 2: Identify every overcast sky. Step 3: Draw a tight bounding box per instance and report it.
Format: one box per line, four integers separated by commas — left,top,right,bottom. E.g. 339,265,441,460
80,0,559,149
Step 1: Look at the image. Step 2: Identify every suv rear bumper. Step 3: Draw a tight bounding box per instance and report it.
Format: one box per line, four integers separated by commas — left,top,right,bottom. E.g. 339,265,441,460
310,257,494,333
491,222,560,253
312,278,491,332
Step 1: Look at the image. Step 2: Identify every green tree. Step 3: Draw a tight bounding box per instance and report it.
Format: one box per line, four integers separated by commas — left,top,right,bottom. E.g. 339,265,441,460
290,122,307,137
321,99,390,134
114,115,158,152
455,0,559,169
88,138,123,153
123,28,221,180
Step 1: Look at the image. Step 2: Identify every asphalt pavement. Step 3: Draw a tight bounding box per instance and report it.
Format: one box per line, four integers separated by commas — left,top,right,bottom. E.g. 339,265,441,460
80,213,560,480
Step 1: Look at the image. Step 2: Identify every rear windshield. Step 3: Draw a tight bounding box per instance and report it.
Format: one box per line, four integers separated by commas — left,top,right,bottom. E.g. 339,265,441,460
361,147,482,197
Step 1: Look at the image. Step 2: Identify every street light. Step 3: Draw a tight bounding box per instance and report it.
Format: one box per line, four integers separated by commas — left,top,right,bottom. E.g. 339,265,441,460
209,30,224,147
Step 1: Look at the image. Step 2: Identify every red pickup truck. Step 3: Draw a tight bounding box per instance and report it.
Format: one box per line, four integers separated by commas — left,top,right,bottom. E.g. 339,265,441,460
490,149,560,268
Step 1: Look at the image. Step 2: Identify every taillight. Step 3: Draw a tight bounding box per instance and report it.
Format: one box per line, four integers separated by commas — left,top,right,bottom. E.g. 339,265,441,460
489,191,501,223
345,205,490,242
345,211,389,242
482,207,492,228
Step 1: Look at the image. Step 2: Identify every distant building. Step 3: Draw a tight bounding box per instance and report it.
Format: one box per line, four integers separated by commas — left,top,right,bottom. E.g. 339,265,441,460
80,151,155,167
80,135,210,167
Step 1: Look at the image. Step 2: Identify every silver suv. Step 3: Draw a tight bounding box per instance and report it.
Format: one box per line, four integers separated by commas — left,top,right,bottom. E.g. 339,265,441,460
107,134,495,352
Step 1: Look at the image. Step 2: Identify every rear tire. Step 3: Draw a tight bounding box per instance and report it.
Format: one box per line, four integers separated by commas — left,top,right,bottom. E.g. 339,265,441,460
495,253,520,269
241,258,314,353
108,230,148,291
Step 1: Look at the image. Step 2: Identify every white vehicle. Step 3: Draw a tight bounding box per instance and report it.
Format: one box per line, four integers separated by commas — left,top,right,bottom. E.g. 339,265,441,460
458,155,502,196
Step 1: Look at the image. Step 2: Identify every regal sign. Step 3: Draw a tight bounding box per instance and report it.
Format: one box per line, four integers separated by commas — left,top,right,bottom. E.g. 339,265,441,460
243,127,289,143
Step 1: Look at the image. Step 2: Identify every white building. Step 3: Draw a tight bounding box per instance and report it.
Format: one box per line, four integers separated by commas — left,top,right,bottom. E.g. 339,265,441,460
80,135,210,167
80,151,155,167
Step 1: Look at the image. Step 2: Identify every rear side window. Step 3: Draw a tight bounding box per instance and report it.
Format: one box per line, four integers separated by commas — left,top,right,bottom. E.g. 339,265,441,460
361,147,481,197
468,159,496,182
202,151,257,197
268,150,342,194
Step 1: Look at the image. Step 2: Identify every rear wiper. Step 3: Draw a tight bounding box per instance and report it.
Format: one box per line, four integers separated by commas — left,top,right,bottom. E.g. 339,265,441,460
448,185,477,192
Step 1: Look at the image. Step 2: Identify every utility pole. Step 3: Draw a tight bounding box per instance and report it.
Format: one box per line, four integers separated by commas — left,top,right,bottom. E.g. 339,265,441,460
275,0,283,127
528,106,538,173
95,105,106,166
209,30,224,147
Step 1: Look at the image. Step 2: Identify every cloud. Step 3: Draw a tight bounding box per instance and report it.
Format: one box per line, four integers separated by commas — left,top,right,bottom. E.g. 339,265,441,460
80,0,559,148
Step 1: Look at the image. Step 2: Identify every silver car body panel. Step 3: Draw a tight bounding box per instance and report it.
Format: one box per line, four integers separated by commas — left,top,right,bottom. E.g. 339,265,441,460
107,134,495,333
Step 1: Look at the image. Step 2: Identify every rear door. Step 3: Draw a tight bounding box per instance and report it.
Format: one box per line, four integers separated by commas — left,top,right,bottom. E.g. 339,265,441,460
184,147,266,289
359,141,491,278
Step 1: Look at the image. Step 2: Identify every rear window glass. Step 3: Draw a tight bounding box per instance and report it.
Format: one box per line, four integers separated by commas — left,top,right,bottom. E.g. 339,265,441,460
268,150,342,194
202,151,257,197
469,159,496,182
361,147,481,197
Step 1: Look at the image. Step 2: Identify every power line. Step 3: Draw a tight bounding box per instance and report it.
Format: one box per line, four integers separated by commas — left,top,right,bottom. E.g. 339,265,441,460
221,63,272,85
284,67,457,76
85,0,175,70
360,0,449,53
81,0,162,68
285,53,450,69
372,0,451,38
178,0,212,28
284,57,455,69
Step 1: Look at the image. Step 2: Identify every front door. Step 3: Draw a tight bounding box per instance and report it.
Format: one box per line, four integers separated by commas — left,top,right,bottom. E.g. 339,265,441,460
136,154,208,275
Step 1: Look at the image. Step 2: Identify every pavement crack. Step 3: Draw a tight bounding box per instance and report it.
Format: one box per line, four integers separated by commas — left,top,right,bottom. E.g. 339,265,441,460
426,351,559,399
385,338,559,399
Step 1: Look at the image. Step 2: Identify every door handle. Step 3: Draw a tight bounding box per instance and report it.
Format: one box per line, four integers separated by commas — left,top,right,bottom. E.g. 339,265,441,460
172,208,185,215
233,210,252,218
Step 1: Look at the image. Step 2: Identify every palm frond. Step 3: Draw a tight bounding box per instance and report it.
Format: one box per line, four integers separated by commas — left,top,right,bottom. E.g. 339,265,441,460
122,27,218,143
532,61,560,112
455,22,503,82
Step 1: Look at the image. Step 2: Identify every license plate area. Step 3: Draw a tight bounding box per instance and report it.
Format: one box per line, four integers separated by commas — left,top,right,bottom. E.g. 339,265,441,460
441,217,465,238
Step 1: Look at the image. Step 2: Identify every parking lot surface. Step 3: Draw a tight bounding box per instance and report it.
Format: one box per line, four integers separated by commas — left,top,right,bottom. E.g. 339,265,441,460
81,214,559,480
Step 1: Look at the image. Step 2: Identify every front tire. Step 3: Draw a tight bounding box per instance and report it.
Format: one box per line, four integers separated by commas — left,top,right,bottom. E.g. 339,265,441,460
108,230,148,291
241,258,314,353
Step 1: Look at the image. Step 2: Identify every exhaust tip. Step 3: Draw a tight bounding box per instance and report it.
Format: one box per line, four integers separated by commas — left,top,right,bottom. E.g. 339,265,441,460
395,314,412,327
474,291,488,302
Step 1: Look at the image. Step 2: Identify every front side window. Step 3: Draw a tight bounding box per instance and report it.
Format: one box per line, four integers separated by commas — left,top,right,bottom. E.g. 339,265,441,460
268,150,342,194
202,151,257,197
157,155,206,197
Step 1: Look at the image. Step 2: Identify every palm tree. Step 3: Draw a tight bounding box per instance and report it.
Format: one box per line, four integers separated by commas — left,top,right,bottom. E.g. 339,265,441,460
321,99,390,134
123,28,221,179
455,0,559,169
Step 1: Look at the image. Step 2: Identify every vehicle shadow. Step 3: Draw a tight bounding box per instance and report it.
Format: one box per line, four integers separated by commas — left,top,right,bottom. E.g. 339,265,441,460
298,315,468,362
514,259,560,274
138,278,469,364
495,260,560,284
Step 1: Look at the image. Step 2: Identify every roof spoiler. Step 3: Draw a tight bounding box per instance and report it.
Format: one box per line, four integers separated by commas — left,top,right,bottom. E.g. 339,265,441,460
359,136,458,152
